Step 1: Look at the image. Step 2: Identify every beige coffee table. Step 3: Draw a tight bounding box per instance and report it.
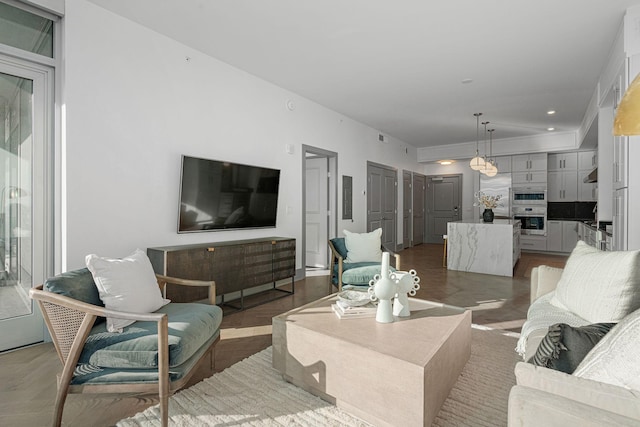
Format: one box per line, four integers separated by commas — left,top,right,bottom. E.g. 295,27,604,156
272,294,471,426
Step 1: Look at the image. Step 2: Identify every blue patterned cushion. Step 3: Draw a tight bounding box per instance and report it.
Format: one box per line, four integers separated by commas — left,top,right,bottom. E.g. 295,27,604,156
79,303,223,368
43,268,103,307
331,237,348,259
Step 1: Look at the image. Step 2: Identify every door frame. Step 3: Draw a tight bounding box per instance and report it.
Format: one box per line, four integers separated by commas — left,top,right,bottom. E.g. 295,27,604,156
301,145,337,273
412,172,426,246
402,170,412,249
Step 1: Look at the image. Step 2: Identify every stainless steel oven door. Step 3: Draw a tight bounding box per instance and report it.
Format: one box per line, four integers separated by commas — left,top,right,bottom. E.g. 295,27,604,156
513,215,547,235
512,188,546,205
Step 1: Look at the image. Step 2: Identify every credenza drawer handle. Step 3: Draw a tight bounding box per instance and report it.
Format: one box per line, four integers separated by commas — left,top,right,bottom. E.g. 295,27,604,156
207,247,215,252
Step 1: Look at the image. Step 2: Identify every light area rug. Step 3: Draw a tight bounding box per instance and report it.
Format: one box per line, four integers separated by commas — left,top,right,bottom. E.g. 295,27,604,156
118,326,521,427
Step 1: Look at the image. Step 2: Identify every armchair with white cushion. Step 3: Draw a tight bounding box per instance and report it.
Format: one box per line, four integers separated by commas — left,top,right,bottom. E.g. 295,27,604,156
328,228,400,291
30,249,223,427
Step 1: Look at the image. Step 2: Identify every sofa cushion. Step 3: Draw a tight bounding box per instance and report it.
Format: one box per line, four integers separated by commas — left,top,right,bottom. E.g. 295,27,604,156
574,307,640,392
344,228,382,263
330,237,349,259
86,249,170,333
342,264,397,285
529,322,615,374
79,302,223,369
551,241,640,323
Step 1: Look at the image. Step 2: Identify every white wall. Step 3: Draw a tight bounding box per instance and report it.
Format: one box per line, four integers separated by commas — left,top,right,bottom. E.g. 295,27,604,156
62,0,421,270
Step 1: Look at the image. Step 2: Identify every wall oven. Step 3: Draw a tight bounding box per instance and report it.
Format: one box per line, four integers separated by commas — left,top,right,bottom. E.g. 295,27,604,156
513,206,547,235
512,188,546,205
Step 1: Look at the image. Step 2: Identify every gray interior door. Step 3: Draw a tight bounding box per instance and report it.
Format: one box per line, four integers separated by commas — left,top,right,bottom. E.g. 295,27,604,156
402,171,412,248
367,163,397,249
412,173,426,245
426,174,462,244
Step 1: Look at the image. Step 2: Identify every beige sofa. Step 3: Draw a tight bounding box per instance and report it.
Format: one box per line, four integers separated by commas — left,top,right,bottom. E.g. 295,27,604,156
508,262,640,426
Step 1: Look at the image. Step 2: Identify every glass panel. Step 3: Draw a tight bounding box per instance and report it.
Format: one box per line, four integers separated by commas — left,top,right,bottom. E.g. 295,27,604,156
0,71,33,321
0,2,53,58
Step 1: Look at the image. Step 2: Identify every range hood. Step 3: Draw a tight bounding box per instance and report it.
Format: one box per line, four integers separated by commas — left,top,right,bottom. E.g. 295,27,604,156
583,168,597,183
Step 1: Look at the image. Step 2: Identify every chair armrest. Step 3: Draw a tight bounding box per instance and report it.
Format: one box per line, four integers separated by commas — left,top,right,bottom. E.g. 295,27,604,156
29,285,169,384
514,362,640,420
531,266,563,303
30,286,166,322
509,385,640,426
155,274,217,305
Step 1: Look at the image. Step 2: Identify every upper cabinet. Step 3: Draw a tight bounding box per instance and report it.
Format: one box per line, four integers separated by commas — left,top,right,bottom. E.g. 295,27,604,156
548,153,578,171
577,150,597,202
512,153,547,172
512,153,547,185
578,151,597,171
548,171,578,201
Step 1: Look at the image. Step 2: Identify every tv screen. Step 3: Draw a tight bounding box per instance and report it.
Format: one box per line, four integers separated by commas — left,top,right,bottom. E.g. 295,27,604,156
178,155,280,233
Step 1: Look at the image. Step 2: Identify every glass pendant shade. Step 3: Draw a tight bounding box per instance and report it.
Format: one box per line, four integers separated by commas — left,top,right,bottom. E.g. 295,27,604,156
614,73,640,136
469,155,485,170
484,163,498,177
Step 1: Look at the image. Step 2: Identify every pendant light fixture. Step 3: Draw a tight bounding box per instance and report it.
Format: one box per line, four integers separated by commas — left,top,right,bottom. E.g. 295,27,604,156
614,73,640,135
484,128,498,177
478,120,490,175
469,113,485,170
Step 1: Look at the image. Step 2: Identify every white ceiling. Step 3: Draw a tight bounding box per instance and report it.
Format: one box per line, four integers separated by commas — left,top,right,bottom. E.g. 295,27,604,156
87,0,640,148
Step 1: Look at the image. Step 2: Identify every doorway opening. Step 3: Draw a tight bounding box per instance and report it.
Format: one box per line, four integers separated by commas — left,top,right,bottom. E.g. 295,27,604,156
302,146,337,277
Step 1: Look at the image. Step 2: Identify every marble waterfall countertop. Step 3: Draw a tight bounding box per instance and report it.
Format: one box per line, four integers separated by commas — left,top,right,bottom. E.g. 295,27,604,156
446,219,521,277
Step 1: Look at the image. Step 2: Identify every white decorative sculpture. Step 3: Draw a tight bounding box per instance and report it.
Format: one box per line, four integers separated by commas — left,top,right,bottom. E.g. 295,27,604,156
368,252,396,323
391,270,421,317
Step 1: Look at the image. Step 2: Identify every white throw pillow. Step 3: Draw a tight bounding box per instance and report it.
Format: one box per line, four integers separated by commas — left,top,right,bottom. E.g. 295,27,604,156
86,249,170,333
343,228,382,263
574,307,640,391
550,241,640,323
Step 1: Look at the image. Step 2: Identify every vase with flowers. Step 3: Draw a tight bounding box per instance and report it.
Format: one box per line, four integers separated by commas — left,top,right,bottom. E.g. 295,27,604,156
473,191,503,223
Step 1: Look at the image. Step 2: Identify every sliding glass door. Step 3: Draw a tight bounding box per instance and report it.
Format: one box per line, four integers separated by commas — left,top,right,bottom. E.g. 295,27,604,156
0,59,52,351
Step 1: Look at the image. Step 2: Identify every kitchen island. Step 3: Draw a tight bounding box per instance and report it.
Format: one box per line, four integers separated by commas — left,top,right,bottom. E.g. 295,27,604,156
447,219,521,277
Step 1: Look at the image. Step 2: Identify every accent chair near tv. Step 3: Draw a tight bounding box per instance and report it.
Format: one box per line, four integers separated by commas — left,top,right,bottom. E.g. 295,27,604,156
328,228,400,291
30,250,223,427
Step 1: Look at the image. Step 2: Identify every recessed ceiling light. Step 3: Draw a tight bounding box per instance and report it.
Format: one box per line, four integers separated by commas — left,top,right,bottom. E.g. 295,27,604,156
547,127,555,131
461,78,473,84
439,160,454,165
547,110,556,115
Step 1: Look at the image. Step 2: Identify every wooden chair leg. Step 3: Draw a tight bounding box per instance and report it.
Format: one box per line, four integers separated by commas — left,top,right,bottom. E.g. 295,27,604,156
52,387,68,427
442,235,448,268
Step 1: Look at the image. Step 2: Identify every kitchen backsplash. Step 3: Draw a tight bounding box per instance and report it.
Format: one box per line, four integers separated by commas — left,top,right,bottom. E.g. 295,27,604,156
547,202,597,220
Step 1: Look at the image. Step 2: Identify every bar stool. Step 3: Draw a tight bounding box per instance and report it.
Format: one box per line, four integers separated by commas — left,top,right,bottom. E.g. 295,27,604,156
442,234,448,267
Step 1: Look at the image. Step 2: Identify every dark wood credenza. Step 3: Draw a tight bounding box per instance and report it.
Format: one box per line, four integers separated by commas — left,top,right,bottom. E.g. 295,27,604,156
147,237,295,309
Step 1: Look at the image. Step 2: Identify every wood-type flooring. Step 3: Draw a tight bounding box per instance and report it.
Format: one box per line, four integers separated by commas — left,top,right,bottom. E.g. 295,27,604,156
0,244,567,426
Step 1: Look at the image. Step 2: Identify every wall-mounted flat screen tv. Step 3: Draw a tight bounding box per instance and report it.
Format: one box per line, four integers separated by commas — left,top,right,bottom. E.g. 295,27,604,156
178,155,280,233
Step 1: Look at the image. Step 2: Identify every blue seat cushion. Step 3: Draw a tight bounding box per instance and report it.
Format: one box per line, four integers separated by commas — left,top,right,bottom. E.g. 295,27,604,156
79,303,223,369
339,263,396,285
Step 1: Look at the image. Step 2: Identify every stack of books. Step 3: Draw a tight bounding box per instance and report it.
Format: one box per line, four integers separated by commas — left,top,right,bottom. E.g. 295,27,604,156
331,300,377,319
